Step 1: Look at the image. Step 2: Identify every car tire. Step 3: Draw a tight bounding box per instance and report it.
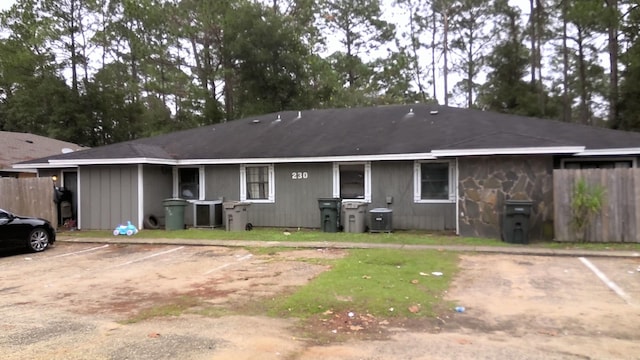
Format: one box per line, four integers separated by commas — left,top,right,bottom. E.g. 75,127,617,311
144,215,160,229
27,228,50,252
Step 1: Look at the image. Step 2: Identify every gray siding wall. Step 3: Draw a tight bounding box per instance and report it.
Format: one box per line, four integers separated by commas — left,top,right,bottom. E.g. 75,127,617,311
182,164,240,227
204,163,332,228
204,165,240,201
370,161,456,231
80,165,138,230
251,163,333,227
203,161,454,230
142,165,173,226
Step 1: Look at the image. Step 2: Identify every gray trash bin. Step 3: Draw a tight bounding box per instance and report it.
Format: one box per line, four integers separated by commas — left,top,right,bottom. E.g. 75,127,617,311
343,201,367,233
163,198,187,230
224,201,251,231
502,200,533,244
370,208,392,233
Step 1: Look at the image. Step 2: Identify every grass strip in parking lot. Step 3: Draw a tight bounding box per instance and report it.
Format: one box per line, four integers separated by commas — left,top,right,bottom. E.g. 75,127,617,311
61,228,640,251
61,228,504,246
267,249,459,319
120,295,201,324
116,248,458,325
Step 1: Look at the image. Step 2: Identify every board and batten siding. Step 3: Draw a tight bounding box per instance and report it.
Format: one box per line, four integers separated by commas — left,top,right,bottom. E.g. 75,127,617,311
246,163,333,228
203,161,455,230
370,161,456,231
142,165,173,226
204,164,241,202
80,165,138,230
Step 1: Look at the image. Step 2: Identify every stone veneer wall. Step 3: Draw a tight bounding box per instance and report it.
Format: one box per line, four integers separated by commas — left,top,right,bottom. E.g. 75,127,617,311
457,155,554,241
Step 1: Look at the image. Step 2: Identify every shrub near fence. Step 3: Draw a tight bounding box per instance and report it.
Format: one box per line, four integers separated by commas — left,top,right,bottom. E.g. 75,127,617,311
554,168,640,243
0,178,57,229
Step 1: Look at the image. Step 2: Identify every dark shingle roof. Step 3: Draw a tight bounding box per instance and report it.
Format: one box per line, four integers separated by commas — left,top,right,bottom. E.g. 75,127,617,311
17,104,640,165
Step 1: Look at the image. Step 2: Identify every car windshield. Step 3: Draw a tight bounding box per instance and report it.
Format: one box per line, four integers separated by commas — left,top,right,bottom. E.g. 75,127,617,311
0,210,11,219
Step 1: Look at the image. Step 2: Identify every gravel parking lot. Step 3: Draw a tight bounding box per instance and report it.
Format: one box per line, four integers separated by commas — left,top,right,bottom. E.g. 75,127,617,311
1,241,639,359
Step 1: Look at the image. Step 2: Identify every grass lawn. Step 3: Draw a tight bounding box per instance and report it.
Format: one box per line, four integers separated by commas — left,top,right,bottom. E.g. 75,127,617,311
267,249,459,319
61,227,640,251
62,227,505,245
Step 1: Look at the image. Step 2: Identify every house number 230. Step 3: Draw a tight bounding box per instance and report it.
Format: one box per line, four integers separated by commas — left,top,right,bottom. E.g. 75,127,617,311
291,171,308,180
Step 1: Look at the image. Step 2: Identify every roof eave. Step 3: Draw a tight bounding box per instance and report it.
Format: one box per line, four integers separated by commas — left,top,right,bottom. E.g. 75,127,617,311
14,157,177,169
178,153,437,165
21,146,640,167
575,148,640,156
431,146,585,157
14,153,438,168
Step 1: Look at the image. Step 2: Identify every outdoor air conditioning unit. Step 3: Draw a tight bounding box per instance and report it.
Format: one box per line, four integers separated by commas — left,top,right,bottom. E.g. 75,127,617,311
193,201,223,228
369,208,392,233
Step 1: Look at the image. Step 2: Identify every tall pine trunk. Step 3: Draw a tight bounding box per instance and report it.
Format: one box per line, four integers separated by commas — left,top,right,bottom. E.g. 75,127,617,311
606,0,619,126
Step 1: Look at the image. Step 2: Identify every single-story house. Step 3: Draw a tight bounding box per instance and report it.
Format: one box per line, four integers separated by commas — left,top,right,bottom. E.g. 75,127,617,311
13,104,640,240
0,131,86,178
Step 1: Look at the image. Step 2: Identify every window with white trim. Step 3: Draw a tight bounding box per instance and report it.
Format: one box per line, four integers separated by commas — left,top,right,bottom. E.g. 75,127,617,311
240,164,275,202
333,162,371,201
179,168,199,199
414,160,456,202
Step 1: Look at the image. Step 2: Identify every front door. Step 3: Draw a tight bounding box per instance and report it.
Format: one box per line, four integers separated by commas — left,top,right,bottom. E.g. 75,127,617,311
62,171,78,222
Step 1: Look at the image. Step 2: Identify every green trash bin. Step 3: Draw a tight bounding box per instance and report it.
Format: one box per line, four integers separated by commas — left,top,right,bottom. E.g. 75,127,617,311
163,198,187,230
502,200,533,244
318,198,341,232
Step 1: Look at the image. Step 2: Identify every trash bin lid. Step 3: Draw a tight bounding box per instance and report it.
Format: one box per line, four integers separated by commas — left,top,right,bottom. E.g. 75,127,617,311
505,200,533,206
163,198,188,206
370,207,392,213
343,201,367,209
223,201,251,209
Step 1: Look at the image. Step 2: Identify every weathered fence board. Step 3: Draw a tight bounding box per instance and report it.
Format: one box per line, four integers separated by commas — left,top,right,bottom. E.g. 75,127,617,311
554,168,639,242
0,178,57,229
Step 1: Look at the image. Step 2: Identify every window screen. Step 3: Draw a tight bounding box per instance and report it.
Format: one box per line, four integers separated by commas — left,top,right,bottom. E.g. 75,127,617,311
421,163,449,200
340,164,365,199
246,166,269,200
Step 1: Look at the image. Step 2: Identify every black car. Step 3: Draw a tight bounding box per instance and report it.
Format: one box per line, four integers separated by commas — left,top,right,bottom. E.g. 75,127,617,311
0,209,56,252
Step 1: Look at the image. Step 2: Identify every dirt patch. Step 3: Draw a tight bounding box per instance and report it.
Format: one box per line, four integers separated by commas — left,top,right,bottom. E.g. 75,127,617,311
1,244,639,359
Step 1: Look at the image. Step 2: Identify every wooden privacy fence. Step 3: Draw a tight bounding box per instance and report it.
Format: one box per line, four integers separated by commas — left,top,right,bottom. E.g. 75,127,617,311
554,168,640,243
0,178,57,229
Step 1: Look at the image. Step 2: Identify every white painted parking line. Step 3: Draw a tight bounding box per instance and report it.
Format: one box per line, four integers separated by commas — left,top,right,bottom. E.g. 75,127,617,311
51,244,110,258
108,246,185,269
579,257,637,307
204,254,253,275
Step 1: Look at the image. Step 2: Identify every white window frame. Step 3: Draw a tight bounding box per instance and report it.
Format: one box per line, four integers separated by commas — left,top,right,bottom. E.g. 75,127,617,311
332,162,371,202
240,164,275,203
173,166,205,200
414,160,456,203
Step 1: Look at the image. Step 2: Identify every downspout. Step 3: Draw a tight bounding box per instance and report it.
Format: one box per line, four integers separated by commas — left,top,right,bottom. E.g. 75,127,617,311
77,168,82,230
455,158,460,235
138,164,144,230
